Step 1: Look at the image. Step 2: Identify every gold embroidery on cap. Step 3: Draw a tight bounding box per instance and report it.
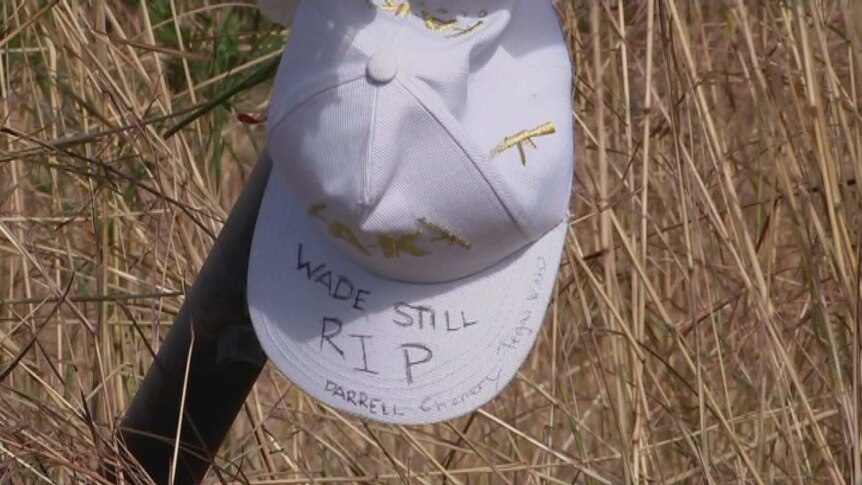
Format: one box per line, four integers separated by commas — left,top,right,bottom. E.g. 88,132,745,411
371,2,483,36
308,203,474,258
309,202,434,258
490,122,557,166
378,0,412,17
419,218,471,249
422,10,459,32
378,231,430,258
308,203,328,221
449,20,483,38
328,221,373,256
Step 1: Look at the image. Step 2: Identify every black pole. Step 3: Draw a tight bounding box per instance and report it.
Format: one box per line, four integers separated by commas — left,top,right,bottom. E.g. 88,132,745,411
118,154,272,484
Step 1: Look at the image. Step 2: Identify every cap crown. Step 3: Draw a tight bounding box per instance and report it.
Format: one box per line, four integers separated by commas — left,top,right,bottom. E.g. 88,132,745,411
267,0,573,283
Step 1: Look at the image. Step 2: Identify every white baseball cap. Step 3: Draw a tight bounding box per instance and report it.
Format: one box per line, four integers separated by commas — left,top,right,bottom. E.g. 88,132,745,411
249,0,573,424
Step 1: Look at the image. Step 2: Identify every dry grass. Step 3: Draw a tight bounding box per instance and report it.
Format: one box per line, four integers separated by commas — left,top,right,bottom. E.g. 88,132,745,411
1,1,861,483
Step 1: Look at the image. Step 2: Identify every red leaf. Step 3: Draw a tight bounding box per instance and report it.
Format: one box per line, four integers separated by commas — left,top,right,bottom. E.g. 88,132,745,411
237,113,267,125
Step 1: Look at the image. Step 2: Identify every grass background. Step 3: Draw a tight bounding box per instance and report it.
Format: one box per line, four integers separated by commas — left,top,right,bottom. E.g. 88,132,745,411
2,1,861,483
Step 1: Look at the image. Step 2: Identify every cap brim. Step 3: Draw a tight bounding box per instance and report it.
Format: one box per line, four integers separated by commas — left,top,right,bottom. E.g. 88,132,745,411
248,166,567,425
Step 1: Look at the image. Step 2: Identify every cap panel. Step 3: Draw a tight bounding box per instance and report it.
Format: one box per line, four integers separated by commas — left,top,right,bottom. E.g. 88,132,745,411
355,81,526,282
267,0,574,277
459,0,574,238
293,80,526,283
267,2,374,132
268,78,374,221
396,74,528,236
267,1,538,284
368,0,574,242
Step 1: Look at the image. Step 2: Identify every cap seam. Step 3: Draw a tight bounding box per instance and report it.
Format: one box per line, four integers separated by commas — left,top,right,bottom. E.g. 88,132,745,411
391,1,516,44
360,88,380,210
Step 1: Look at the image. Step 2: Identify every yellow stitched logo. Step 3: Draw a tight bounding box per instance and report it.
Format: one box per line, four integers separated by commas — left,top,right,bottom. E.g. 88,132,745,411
327,221,373,256
490,122,557,166
422,10,459,31
422,10,483,37
419,218,471,249
378,231,430,257
377,0,411,17
369,1,484,37
308,204,470,258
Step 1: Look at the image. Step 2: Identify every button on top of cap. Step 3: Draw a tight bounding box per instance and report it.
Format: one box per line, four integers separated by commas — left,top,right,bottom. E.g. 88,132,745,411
367,51,399,84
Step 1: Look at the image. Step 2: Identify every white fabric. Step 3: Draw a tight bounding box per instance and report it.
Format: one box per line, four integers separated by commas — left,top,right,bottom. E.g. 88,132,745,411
249,177,567,424
366,50,399,83
250,0,574,424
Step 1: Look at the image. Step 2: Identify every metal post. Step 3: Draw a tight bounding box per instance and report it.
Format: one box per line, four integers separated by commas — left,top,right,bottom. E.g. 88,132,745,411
118,155,272,484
